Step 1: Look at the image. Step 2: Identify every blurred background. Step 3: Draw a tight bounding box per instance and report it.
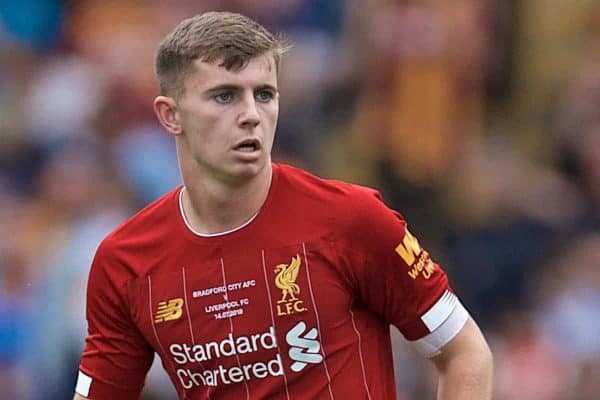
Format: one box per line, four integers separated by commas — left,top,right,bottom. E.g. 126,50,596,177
1,0,599,399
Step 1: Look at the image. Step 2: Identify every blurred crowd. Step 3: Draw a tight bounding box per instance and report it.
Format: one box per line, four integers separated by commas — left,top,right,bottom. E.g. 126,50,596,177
0,0,599,399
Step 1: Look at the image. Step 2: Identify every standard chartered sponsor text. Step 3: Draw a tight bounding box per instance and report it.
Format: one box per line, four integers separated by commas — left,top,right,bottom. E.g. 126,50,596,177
171,326,282,388
171,326,276,363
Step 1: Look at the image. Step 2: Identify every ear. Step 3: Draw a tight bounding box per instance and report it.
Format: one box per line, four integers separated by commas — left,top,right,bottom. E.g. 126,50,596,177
153,95,183,135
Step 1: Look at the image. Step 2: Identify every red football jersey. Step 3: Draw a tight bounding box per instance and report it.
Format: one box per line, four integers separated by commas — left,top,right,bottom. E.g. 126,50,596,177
77,163,454,399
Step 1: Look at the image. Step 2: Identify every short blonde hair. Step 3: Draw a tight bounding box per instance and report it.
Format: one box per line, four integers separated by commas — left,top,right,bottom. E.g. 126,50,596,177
155,11,290,98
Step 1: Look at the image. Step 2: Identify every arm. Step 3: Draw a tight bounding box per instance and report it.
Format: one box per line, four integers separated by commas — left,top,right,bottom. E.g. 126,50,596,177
430,317,493,400
342,187,491,397
73,240,153,399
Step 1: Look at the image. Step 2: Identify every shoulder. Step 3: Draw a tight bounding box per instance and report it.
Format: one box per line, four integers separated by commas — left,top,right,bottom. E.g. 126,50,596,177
91,187,181,281
274,163,397,225
275,163,382,205
104,186,180,246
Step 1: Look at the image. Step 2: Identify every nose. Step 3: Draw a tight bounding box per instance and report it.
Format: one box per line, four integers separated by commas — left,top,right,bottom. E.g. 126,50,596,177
238,96,260,128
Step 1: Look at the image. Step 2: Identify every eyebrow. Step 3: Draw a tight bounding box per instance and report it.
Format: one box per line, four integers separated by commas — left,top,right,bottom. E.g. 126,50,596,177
204,83,278,95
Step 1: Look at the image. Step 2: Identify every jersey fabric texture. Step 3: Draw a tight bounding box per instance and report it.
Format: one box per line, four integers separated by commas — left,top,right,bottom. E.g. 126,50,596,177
77,163,454,399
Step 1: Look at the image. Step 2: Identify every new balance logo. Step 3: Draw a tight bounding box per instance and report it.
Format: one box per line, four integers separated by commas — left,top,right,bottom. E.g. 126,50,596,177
285,321,323,372
155,298,184,323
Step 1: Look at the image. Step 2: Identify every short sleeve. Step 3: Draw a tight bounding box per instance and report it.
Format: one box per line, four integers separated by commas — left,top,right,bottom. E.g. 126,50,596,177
343,187,459,342
76,240,154,399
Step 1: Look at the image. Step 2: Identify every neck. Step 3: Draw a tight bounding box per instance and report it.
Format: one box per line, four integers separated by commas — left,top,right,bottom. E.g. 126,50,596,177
180,163,272,235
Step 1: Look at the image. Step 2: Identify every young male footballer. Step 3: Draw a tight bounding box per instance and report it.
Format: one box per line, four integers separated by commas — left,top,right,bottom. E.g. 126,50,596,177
74,11,492,400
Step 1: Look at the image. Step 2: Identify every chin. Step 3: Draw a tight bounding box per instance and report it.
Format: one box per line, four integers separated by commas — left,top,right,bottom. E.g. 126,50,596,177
229,161,268,181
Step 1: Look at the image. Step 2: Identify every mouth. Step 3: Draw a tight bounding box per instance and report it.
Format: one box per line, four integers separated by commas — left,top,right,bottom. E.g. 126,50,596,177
233,138,261,153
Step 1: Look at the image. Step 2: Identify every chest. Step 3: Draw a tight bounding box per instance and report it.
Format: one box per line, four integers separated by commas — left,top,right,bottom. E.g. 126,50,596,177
125,241,354,378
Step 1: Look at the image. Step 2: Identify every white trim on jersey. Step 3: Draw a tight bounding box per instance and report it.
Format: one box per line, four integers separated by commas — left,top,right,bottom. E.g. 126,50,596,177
260,249,291,400
75,370,92,397
302,243,335,400
348,301,373,400
179,187,259,237
422,290,458,331
411,291,470,358
220,258,251,400
178,169,271,238
181,267,196,345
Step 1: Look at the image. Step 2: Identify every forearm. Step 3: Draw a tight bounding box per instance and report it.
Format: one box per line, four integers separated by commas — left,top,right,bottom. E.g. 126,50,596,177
436,347,493,399
433,318,493,400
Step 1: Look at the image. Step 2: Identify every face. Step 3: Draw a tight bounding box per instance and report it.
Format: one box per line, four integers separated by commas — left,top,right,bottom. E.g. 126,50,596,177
173,53,279,185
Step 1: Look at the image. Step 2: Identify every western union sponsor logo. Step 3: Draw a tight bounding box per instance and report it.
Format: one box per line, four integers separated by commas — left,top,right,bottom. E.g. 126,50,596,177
395,230,436,280
395,230,421,265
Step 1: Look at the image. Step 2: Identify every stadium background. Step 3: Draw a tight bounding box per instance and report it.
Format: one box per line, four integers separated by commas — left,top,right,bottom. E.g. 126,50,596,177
0,0,598,398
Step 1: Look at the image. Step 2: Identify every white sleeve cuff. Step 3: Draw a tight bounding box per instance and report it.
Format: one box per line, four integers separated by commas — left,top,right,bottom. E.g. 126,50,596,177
410,293,470,358
75,370,92,397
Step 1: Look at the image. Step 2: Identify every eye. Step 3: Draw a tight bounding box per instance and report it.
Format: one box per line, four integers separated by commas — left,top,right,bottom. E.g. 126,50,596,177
256,90,274,102
214,92,233,104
